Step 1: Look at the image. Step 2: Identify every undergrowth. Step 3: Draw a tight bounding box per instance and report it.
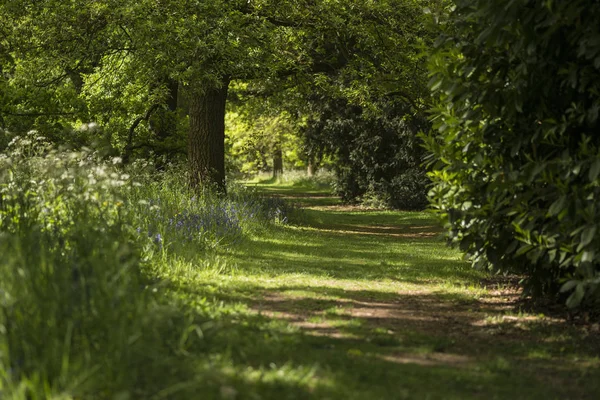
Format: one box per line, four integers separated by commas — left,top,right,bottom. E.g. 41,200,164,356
0,133,293,399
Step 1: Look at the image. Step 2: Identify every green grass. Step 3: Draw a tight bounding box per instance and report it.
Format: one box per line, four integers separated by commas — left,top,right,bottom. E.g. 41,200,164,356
2,158,599,399
148,181,600,400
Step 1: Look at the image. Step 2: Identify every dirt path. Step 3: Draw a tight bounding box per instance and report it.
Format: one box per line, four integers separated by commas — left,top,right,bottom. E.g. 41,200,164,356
228,186,600,398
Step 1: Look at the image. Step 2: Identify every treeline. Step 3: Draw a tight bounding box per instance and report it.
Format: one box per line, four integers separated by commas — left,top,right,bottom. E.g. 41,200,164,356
0,0,437,208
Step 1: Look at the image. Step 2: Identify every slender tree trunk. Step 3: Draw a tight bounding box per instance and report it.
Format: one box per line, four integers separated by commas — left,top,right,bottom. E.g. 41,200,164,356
307,155,318,177
188,78,230,193
150,78,179,169
273,146,283,179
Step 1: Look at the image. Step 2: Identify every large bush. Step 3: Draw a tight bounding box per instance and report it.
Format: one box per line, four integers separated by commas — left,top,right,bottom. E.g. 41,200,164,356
305,96,430,210
424,0,600,306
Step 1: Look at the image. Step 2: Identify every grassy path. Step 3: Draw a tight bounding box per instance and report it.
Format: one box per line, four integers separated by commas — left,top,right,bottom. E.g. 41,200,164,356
159,183,600,400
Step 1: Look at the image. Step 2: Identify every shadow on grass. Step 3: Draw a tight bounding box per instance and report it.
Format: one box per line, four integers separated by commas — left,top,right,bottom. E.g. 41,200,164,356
159,183,600,399
225,226,478,285
161,280,600,400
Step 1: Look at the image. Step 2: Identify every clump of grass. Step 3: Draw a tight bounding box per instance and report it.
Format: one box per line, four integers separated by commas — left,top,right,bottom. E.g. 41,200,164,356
0,134,154,397
126,166,297,256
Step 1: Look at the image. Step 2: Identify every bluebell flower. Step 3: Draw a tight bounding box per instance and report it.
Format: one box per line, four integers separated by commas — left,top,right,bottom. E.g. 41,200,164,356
154,233,163,249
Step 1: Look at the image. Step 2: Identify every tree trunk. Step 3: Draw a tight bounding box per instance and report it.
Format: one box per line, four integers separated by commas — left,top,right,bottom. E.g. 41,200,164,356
273,146,283,179
150,78,179,169
188,78,230,193
307,155,318,177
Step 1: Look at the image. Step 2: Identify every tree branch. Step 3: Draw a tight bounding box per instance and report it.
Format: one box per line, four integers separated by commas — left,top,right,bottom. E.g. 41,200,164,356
122,104,161,164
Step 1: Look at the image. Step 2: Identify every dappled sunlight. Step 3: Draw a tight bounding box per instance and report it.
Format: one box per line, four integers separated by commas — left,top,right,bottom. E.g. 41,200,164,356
225,233,479,284
377,352,473,368
299,225,440,238
184,182,600,398
221,204,478,285
55,179,596,399
172,275,600,399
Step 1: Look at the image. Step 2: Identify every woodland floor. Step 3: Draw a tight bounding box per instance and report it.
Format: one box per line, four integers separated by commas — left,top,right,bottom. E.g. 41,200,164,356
156,182,600,400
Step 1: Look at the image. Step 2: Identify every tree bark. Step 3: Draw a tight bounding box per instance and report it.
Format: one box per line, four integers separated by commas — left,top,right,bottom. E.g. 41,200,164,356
307,155,318,177
188,78,230,193
273,146,283,179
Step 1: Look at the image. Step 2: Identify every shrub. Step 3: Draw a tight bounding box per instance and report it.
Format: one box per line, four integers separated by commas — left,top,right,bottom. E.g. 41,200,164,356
424,0,600,307
304,96,429,210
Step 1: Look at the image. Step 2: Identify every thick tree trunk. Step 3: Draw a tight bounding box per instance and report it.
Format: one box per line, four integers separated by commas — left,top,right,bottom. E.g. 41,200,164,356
188,78,230,193
272,146,283,179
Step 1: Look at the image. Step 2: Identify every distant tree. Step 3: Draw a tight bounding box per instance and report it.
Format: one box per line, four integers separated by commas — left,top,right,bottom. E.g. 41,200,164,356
291,0,437,209
226,108,302,179
424,0,600,307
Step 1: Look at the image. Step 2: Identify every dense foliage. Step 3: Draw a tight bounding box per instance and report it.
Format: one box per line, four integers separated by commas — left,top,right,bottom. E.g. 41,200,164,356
304,95,429,209
3,0,600,397
0,0,437,194
425,0,600,306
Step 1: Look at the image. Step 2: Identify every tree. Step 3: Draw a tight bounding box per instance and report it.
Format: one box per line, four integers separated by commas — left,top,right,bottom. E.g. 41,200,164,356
2,0,438,195
286,0,437,209
424,0,600,306
226,108,302,178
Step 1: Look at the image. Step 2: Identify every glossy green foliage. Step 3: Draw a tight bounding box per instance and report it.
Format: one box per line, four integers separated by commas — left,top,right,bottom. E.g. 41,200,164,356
305,95,429,210
424,0,600,306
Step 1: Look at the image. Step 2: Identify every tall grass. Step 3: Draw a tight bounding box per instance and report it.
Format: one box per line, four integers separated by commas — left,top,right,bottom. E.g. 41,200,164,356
0,133,293,398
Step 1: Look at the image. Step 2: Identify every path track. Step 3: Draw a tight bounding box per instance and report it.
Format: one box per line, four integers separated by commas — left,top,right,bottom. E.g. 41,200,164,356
187,185,600,399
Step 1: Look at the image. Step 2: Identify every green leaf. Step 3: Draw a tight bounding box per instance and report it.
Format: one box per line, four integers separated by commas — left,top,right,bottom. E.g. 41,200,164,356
560,280,579,293
429,76,443,92
589,159,600,182
580,226,596,248
566,283,585,308
516,244,533,256
581,250,595,263
548,196,566,217
515,97,523,113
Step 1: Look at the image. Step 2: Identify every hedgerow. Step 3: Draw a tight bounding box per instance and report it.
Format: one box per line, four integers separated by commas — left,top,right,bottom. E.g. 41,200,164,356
424,0,600,307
